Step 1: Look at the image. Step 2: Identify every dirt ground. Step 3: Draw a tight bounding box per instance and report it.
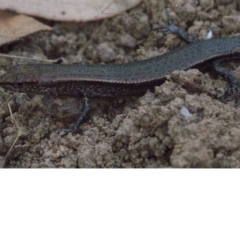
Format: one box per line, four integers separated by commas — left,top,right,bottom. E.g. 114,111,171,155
1,0,240,168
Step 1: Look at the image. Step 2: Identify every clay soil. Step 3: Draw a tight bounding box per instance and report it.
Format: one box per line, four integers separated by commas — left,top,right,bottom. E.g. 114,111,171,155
1,0,240,168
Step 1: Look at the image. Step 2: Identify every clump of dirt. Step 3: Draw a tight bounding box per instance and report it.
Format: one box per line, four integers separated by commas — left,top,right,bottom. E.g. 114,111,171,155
1,0,240,168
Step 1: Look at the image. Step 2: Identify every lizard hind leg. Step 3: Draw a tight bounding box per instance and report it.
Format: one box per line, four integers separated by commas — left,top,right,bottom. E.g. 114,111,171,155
153,8,199,43
213,56,240,105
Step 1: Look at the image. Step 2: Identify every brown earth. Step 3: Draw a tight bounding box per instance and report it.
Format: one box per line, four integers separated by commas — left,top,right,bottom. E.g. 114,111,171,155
1,0,240,168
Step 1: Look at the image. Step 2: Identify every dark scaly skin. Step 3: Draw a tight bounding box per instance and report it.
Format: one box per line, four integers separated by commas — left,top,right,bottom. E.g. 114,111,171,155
1,12,240,134
1,36,240,97
155,9,240,104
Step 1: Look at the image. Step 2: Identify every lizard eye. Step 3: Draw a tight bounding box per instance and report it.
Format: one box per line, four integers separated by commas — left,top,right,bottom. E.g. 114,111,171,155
17,82,24,88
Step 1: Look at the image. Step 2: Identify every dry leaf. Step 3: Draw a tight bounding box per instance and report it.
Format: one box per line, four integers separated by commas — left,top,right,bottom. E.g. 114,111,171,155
0,0,141,21
0,11,52,46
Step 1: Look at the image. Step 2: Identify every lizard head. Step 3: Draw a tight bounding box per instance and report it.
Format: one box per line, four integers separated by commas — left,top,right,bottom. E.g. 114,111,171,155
0,65,55,94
